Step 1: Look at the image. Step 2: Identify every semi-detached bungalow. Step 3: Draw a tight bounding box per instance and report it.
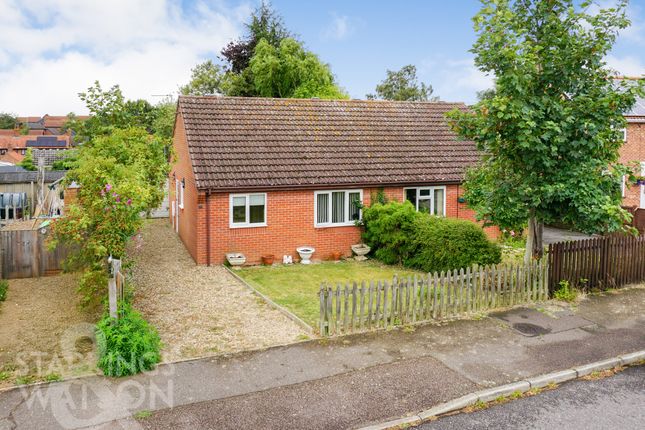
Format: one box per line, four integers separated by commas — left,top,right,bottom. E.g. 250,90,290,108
170,96,498,265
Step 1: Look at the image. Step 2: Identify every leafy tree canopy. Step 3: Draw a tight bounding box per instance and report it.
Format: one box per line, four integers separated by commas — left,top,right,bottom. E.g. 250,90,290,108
179,60,225,96
221,1,292,74
447,0,644,260
250,38,348,99
18,148,36,171
0,112,16,129
66,81,175,142
367,65,436,101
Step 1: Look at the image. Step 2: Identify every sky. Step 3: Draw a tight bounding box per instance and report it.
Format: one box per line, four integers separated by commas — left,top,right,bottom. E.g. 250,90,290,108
0,0,644,115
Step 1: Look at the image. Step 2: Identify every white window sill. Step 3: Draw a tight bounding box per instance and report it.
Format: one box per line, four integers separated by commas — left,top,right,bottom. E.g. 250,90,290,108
315,222,359,228
230,223,268,229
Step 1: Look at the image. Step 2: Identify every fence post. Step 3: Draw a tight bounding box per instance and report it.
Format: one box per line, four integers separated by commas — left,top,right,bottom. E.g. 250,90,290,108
108,258,122,319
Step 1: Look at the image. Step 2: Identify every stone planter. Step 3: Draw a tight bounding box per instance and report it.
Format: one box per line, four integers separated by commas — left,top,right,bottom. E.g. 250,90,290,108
226,252,246,267
351,244,371,261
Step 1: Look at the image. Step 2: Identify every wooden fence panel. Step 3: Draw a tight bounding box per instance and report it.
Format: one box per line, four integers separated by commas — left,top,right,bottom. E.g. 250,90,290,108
548,235,645,292
319,260,549,336
0,228,72,279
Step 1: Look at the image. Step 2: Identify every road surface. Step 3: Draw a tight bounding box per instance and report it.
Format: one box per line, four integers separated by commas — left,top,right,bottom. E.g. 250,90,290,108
417,365,644,430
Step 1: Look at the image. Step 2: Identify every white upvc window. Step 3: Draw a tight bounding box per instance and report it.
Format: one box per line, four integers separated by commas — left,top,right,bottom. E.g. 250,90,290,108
622,128,628,142
314,189,363,227
404,186,446,216
230,193,267,228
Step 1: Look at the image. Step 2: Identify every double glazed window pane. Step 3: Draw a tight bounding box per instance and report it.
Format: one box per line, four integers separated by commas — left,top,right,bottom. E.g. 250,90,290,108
249,194,265,223
418,198,431,213
348,192,361,221
405,189,417,208
232,196,246,223
332,192,345,223
317,193,329,224
434,189,444,216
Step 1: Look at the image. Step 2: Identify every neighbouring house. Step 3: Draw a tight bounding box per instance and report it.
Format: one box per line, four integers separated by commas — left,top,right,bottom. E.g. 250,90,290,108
621,95,645,209
0,135,72,165
170,96,499,265
16,114,89,136
0,165,66,221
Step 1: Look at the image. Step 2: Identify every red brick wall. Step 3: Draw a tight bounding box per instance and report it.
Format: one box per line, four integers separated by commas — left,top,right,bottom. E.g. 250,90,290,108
169,114,200,261
195,184,499,265
620,123,645,208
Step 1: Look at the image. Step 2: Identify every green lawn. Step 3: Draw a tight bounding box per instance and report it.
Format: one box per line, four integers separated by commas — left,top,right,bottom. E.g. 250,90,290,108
236,260,423,328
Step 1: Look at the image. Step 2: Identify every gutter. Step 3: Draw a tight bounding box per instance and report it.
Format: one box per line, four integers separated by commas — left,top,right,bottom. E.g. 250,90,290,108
196,179,464,194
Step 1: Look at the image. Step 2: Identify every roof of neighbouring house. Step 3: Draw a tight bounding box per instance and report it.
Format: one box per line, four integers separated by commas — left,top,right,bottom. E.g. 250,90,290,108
177,96,479,191
626,96,645,117
0,169,66,184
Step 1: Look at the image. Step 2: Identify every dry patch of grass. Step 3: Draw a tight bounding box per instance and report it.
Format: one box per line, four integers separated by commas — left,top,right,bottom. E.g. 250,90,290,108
0,273,100,388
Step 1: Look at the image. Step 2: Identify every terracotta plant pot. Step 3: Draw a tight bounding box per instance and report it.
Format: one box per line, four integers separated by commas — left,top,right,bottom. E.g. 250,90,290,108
261,254,275,266
330,251,342,261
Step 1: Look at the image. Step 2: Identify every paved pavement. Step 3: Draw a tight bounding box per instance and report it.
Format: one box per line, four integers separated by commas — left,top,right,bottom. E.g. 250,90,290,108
417,365,645,430
0,287,643,430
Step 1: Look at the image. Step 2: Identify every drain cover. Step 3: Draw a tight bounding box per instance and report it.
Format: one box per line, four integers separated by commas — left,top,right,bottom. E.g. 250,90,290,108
512,323,551,337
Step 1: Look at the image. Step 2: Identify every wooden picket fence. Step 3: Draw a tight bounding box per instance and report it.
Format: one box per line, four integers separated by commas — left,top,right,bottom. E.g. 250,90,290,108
547,234,645,292
319,260,548,336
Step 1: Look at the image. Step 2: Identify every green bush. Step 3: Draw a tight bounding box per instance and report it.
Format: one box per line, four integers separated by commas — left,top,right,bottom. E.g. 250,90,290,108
96,303,161,377
362,201,501,273
0,280,7,301
361,201,418,265
407,216,502,273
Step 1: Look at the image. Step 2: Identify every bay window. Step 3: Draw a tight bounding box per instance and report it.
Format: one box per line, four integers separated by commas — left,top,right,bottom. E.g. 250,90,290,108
404,186,446,216
315,190,362,227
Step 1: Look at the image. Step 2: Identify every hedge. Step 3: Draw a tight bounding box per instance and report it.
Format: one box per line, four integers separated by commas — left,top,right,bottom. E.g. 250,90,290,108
362,201,501,273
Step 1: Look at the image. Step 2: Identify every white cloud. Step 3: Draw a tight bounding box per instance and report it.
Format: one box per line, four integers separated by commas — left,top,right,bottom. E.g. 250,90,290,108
420,57,494,104
605,54,645,77
322,14,353,41
0,0,247,115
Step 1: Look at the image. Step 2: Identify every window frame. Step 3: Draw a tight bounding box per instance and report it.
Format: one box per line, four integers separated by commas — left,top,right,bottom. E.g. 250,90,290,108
314,189,363,228
403,186,447,217
178,179,185,209
229,192,268,228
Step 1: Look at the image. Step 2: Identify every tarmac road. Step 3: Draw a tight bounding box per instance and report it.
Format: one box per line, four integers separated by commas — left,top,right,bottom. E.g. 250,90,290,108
417,365,645,430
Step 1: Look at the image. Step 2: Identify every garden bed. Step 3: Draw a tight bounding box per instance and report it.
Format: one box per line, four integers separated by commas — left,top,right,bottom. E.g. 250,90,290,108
236,260,423,328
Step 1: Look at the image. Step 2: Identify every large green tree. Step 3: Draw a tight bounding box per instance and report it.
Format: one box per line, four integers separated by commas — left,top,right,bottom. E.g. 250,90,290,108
367,65,436,101
447,0,643,262
250,38,347,99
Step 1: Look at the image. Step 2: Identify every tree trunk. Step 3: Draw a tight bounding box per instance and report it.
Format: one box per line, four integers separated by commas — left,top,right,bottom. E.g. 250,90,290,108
524,215,544,264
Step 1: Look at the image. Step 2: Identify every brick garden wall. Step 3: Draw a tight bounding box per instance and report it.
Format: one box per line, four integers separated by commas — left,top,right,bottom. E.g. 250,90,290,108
620,122,644,208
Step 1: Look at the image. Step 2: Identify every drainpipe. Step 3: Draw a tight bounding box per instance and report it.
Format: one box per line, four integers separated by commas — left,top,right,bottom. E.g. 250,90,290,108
206,190,211,266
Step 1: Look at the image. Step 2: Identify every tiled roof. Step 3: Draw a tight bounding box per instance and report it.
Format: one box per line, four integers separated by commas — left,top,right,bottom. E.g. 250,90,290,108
178,96,479,191
626,96,645,117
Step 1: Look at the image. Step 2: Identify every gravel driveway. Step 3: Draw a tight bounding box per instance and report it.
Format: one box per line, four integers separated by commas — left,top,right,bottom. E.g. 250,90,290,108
130,220,305,362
